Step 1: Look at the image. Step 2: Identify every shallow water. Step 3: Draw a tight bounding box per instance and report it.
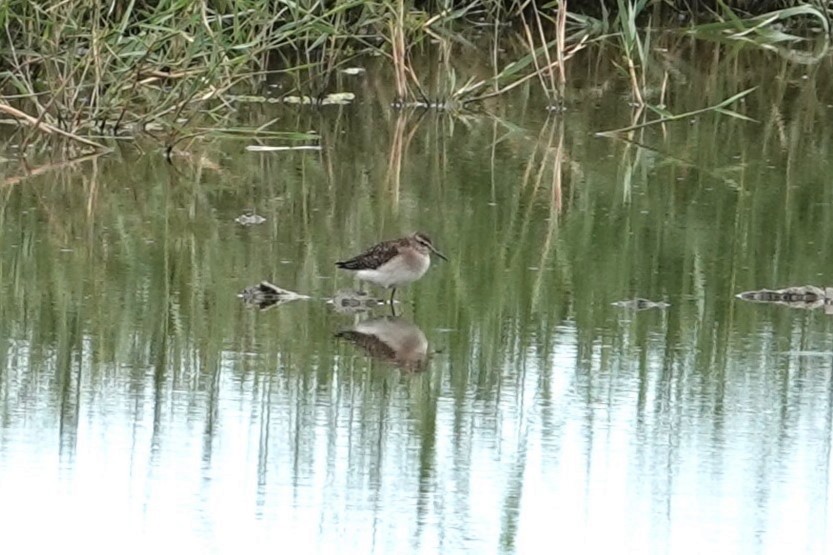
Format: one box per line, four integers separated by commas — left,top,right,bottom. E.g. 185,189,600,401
2,43,833,553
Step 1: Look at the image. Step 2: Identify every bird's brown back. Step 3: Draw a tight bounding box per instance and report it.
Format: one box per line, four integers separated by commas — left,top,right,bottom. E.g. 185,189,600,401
335,238,408,271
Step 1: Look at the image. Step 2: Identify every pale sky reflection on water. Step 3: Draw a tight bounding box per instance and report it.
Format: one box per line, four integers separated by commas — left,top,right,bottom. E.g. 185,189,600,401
4,41,833,553
1,329,831,554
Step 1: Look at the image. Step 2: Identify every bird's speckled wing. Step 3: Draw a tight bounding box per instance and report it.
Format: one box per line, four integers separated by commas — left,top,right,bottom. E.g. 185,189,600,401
336,239,402,271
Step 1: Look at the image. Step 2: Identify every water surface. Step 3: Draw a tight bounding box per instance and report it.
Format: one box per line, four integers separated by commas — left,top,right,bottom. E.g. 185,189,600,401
2,43,833,554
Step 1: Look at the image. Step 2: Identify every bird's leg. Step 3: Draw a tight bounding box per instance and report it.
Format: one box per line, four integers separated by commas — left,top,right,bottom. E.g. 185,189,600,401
389,287,397,305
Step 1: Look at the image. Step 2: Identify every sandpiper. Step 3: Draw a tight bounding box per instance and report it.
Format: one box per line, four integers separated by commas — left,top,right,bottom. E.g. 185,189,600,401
336,231,447,304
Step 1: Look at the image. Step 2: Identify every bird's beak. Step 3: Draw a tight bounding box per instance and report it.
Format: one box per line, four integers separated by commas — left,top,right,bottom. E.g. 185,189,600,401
431,246,448,261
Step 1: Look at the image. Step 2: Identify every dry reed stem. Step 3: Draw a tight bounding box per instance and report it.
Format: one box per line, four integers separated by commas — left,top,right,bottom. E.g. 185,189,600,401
627,56,645,107
519,14,549,100
531,6,557,100
597,85,757,137
0,102,109,151
391,0,409,101
556,1,567,94
465,36,587,104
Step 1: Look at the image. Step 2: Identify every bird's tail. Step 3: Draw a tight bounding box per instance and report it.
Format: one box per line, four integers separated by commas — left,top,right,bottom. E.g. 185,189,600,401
335,259,361,270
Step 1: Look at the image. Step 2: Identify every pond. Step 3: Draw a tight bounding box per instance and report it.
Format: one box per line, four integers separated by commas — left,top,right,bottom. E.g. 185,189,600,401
1,42,833,553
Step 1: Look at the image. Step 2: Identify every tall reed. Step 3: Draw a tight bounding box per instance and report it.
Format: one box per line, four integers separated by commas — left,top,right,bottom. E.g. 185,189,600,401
0,0,827,149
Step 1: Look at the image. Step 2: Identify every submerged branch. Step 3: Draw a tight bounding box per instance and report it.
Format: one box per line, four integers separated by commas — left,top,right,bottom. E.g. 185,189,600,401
595,87,758,136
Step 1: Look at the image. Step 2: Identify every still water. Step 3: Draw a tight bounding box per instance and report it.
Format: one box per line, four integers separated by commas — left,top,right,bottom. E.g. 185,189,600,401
2,43,833,554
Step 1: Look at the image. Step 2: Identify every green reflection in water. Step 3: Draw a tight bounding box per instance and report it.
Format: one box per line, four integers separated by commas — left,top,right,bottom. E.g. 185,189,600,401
1,42,833,553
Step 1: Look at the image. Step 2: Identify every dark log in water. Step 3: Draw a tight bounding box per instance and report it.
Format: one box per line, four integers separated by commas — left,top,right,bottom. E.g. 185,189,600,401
238,281,309,310
735,285,833,312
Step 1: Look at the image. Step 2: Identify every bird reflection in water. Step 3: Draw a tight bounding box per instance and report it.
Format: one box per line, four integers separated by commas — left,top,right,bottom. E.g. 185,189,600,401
335,316,429,372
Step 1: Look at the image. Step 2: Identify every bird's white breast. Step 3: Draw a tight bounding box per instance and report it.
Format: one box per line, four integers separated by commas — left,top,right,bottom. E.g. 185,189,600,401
356,251,430,288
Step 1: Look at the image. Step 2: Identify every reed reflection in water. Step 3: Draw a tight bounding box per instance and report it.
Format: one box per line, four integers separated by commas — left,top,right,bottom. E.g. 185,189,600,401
3,40,833,553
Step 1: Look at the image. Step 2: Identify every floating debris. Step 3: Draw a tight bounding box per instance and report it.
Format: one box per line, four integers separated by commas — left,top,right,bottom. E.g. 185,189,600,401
230,92,355,105
736,285,833,312
245,145,321,152
612,298,670,311
335,316,428,372
320,92,355,105
238,281,309,310
235,213,266,226
229,94,282,104
340,67,366,76
283,92,355,106
330,289,385,314
391,99,462,111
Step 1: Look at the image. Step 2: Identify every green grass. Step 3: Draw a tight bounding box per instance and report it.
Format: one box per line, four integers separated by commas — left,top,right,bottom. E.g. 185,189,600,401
0,0,828,150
